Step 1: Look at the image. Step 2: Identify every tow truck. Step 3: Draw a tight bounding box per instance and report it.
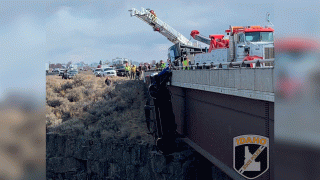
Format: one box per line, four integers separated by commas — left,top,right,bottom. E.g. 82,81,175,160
190,25,274,68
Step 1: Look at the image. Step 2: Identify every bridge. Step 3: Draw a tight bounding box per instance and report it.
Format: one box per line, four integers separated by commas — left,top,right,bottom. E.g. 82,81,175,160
143,67,274,180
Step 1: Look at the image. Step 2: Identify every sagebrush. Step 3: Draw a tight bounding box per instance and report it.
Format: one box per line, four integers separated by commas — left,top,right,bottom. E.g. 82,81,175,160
46,72,152,143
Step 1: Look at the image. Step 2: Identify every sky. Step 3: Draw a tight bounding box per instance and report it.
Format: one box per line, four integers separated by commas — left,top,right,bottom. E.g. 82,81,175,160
44,0,320,66
46,1,275,65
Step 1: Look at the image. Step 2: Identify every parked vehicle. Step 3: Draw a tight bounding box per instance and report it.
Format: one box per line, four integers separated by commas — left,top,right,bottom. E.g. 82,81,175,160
59,69,66,76
52,68,60,73
102,67,117,77
94,68,103,77
69,64,77,70
112,58,132,76
114,65,125,76
63,69,78,79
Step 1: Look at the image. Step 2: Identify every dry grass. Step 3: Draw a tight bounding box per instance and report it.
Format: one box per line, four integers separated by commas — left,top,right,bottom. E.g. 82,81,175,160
46,71,152,143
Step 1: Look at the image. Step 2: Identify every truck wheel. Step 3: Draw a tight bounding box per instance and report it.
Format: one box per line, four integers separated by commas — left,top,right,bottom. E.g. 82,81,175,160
149,84,158,99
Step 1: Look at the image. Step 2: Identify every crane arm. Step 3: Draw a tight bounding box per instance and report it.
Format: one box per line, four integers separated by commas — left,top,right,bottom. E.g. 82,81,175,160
129,7,199,48
190,30,211,45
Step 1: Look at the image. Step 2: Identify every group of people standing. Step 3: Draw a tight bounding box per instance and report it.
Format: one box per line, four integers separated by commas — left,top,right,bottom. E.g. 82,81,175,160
154,60,167,71
104,57,189,86
124,64,147,80
123,59,172,80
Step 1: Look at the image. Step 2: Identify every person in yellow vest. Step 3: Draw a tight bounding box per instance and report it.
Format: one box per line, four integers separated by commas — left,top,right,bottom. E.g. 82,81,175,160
125,63,131,78
160,60,166,71
182,56,190,70
131,65,136,79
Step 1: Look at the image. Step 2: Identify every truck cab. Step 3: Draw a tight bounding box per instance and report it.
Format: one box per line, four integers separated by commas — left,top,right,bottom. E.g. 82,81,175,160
232,26,274,63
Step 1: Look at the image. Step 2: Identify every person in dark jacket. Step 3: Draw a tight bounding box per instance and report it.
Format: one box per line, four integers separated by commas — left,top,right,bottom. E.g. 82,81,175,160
105,77,111,86
138,65,142,79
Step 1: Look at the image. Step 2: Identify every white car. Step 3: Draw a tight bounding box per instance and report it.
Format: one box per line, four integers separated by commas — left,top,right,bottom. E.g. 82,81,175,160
52,68,60,73
93,68,103,77
101,67,117,77
59,69,66,76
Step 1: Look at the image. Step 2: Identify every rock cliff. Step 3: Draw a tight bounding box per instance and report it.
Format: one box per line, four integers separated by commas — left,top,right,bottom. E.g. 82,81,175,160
46,134,232,180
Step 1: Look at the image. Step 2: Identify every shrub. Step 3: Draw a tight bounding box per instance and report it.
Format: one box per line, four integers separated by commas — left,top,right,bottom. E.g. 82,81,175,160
61,81,73,91
47,99,62,108
46,72,153,142
66,87,84,102
73,74,85,87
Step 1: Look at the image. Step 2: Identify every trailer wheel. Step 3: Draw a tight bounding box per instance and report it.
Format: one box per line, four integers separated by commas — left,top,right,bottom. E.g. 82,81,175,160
149,84,158,99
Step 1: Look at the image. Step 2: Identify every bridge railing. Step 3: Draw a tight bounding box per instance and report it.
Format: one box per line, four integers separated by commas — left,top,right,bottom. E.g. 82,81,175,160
171,58,275,70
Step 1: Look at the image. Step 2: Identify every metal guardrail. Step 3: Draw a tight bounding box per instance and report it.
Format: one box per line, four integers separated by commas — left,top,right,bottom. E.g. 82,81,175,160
171,58,275,70
142,58,274,73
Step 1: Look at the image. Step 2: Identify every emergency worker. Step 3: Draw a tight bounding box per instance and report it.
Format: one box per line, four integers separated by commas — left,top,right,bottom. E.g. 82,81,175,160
160,60,166,70
131,65,136,79
125,63,131,78
183,56,190,70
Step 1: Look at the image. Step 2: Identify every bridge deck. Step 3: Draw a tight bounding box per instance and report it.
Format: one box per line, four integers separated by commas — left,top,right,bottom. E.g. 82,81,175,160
143,68,274,180
144,68,274,102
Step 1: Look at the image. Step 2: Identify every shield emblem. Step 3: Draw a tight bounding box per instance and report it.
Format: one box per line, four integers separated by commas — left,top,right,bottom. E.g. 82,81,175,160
233,135,269,179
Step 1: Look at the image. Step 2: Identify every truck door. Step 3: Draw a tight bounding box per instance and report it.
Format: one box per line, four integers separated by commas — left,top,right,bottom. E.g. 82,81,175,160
235,33,246,62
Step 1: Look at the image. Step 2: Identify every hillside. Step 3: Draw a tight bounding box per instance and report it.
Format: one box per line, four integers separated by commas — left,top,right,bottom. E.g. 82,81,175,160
46,71,153,144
